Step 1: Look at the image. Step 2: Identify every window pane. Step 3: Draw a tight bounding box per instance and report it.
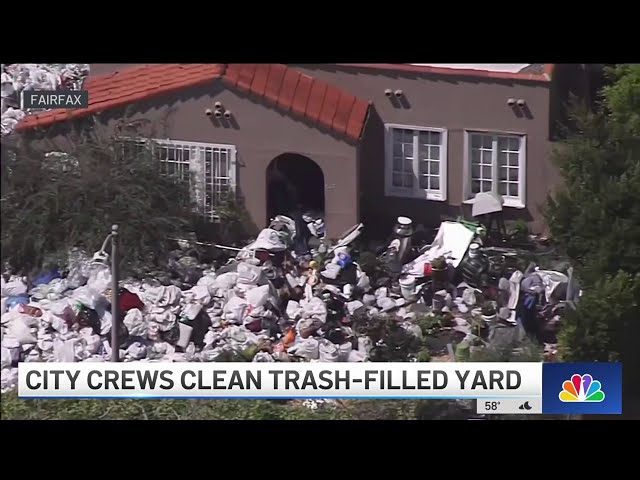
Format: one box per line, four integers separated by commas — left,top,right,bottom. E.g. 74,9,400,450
419,176,429,189
499,151,508,166
481,150,493,164
167,147,175,161
393,157,402,171
508,183,519,196
430,146,440,160
508,137,520,150
404,174,414,187
158,146,167,161
471,165,480,179
430,131,441,144
509,153,519,167
420,161,429,174
499,167,508,180
393,129,403,142
472,180,481,194
482,135,493,149
183,148,190,162
393,142,403,156
509,168,519,181
481,180,493,192
471,148,481,164
419,142,429,159
404,159,413,172
430,161,439,175
392,173,403,186
471,135,482,149
403,143,413,157
498,183,507,195
430,177,440,190
498,137,509,152
482,166,492,179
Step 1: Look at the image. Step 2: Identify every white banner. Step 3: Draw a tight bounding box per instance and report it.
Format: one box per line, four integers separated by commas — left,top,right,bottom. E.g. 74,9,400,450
18,362,542,399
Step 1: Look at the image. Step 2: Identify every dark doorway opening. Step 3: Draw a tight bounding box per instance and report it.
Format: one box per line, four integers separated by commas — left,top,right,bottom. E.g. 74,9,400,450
266,153,325,222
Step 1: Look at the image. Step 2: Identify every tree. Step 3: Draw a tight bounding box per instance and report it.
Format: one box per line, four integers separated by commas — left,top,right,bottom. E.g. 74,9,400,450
545,65,640,396
1,123,195,275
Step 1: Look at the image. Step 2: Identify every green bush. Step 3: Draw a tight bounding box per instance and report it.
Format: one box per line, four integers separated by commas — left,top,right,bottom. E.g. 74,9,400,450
558,272,640,394
1,128,194,275
0,391,419,420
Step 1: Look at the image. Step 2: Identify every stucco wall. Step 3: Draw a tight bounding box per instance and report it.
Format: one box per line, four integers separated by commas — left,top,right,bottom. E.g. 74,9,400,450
32,82,360,238
295,65,556,234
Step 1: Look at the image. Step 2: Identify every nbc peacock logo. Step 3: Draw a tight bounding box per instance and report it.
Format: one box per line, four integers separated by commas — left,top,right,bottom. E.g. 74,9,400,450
559,374,605,402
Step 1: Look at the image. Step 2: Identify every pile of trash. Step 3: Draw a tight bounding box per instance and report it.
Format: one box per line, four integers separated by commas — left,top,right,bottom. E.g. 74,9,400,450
1,64,90,135
1,211,578,393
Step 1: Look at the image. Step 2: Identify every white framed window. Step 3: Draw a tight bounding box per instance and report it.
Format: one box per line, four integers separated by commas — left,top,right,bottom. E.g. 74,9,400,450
120,138,237,221
384,124,448,201
463,131,526,208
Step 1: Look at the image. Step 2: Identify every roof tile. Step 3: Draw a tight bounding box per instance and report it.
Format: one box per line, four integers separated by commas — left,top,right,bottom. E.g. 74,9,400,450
331,93,356,136
290,74,313,116
276,69,301,112
264,64,287,104
250,64,270,97
236,64,257,92
318,85,341,131
305,81,327,122
345,98,370,141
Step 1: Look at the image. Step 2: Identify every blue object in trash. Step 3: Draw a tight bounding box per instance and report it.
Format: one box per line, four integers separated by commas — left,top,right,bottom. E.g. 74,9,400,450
32,270,61,287
6,295,30,310
337,252,352,269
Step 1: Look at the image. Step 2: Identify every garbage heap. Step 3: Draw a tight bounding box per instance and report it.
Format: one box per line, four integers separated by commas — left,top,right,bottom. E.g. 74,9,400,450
0,214,576,393
1,64,90,135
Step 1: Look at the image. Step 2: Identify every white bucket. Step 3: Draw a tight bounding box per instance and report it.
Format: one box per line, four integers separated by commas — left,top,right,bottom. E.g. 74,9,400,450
469,243,480,258
399,275,417,300
177,322,194,349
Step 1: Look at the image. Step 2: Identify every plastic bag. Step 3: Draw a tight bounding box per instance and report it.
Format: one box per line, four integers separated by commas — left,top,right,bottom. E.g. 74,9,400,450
222,296,248,324
338,342,353,362
126,342,147,360
288,338,319,360
237,262,263,285
1,278,27,297
123,308,146,337
300,296,327,323
246,284,270,309
319,340,339,362
71,286,104,309
253,352,275,362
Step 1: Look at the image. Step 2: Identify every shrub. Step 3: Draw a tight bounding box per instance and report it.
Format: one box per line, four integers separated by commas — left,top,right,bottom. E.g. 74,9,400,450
558,272,640,395
1,127,195,275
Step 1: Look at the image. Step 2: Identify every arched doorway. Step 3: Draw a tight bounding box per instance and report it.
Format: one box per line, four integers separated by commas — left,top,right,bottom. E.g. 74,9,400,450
266,153,325,222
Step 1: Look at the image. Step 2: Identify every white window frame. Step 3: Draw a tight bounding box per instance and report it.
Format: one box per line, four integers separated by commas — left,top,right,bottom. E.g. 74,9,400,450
119,137,237,221
463,130,526,209
384,123,448,201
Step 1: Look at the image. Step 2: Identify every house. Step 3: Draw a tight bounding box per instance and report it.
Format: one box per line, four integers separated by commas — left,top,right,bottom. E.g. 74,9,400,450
15,63,595,239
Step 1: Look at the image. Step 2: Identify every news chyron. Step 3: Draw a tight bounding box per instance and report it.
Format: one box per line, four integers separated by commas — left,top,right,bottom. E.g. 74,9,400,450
18,362,623,415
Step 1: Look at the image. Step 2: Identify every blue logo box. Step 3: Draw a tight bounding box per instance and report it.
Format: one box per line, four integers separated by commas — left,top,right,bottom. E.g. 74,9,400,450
542,363,622,415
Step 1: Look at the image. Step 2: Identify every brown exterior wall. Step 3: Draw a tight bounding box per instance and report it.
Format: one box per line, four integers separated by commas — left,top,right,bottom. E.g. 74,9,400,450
295,65,557,236
30,82,360,238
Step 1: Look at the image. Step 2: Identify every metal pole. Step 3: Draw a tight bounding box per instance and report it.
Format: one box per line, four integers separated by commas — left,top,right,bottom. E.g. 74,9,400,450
110,224,120,362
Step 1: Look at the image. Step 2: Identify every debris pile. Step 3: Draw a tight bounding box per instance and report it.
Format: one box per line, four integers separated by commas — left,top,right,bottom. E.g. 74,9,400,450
1,64,90,136
1,212,577,392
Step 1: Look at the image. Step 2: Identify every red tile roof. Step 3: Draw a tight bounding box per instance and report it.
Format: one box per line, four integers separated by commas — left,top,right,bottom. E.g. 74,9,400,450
16,63,371,142
221,64,370,141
